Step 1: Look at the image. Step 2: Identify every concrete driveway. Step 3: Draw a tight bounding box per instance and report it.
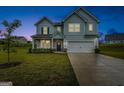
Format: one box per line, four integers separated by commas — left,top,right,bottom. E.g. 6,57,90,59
68,53,124,86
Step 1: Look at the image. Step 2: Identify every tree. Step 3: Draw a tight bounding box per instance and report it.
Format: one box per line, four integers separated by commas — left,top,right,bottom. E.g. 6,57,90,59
107,28,118,35
0,20,21,62
98,31,105,43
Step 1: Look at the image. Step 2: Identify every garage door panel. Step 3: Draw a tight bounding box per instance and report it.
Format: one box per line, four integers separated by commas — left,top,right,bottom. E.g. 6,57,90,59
67,41,94,53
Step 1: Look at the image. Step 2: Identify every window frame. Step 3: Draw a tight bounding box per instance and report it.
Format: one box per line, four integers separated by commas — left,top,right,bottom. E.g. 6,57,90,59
42,26,49,35
41,40,50,49
68,23,80,32
57,26,61,32
89,24,93,31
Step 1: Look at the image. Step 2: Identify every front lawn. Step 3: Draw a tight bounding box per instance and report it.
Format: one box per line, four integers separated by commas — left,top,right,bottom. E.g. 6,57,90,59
99,44,124,59
0,47,78,86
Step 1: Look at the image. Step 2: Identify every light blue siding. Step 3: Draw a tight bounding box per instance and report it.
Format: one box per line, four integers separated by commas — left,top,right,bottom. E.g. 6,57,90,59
63,14,85,37
36,19,63,39
77,9,98,35
63,10,98,41
53,29,63,39
36,19,54,34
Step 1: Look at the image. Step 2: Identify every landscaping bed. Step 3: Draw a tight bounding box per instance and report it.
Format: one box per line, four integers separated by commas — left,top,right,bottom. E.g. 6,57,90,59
28,48,53,53
0,62,22,69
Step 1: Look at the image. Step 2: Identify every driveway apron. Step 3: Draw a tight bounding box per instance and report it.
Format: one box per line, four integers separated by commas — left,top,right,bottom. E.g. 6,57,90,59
68,53,124,86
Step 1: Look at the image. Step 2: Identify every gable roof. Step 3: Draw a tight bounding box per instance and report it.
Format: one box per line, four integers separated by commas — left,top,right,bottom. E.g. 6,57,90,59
34,7,100,26
76,8,100,23
35,17,54,26
62,12,88,22
62,7,99,23
53,30,63,37
53,22,62,26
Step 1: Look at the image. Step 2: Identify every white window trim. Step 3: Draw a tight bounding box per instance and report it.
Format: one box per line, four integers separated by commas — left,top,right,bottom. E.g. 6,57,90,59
68,23,80,32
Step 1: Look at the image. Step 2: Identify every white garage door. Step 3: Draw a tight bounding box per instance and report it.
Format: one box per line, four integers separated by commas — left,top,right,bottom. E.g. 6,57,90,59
67,41,94,53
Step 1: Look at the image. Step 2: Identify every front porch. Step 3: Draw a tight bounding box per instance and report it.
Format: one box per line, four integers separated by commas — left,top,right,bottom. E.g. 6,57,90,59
32,38,64,51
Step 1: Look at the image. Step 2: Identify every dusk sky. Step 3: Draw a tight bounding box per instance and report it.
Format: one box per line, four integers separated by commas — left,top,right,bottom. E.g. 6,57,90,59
0,6,124,41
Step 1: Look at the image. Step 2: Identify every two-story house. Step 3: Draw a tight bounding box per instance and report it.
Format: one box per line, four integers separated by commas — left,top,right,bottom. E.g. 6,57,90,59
31,7,99,53
105,33,124,44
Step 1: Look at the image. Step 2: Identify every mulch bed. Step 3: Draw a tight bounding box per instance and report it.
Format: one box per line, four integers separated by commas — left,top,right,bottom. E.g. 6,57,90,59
0,62,22,69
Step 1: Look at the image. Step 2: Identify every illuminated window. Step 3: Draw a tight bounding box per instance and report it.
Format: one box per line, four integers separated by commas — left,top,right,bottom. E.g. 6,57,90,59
68,23,80,32
69,24,74,32
41,40,50,48
57,26,61,32
89,24,93,31
75,24,80,32
43,27,48,34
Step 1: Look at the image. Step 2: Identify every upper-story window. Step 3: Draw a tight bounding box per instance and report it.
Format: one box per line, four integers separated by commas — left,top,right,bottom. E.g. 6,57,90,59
89,24,93,31
68,23,80,32
57,26,61,32
42,26,49,34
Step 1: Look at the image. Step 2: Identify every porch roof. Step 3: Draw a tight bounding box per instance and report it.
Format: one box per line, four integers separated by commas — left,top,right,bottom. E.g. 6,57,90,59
31,34,53,39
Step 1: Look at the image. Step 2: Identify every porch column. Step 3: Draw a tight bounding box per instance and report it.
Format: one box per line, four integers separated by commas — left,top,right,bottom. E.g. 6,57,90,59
94,38,99,48
32,38,34,49
96,38,99,48
51,38,53,49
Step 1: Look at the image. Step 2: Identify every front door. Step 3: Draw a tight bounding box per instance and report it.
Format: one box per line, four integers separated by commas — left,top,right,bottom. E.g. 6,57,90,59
57,42,61,51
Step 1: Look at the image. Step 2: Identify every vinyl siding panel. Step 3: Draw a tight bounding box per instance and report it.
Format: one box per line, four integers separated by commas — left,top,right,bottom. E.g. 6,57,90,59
64,14,85,39
36,19,54,35
77,9,98,35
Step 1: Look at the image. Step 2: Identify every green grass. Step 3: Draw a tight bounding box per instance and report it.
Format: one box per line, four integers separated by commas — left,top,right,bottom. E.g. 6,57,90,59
0,47,78,86
99,44,124,59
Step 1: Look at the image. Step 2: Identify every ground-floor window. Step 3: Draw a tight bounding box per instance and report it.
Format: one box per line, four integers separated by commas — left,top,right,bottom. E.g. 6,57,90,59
41,40,50,48
35,40,40,48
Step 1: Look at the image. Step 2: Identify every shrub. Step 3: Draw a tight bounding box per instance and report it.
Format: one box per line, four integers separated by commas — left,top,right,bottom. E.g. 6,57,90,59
95,48,100,53
11,42,31,47
29,48,53,53
63,48,67,52
10,48,17,53
28,48,32,53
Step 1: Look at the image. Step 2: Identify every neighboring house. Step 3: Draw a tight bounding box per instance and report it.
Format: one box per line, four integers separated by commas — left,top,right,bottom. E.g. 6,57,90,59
12,36,28,43
0,36,28,44
105,33,124,44
31,7,99,53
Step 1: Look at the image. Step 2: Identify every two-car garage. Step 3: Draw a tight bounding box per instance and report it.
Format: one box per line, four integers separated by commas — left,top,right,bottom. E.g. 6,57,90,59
67,41,95,53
